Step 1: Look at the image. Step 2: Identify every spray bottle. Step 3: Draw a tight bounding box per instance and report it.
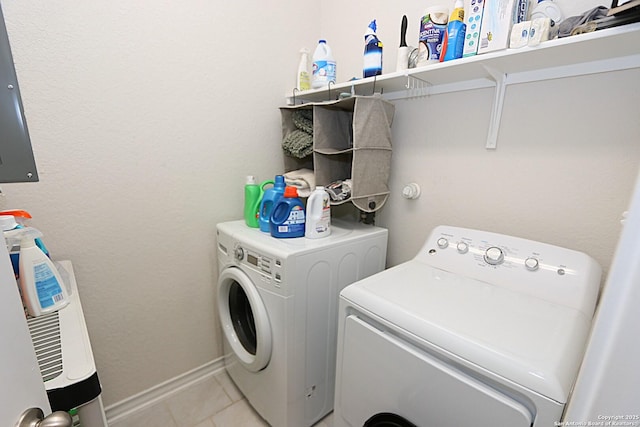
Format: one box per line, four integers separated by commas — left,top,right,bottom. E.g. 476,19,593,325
4,227,70,317
442,0,466,61
363,19,383,78
297,48,311,91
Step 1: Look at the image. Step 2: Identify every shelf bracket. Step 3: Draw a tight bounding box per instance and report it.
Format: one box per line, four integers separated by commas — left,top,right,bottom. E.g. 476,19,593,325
403,74,431,98
484,66,507,150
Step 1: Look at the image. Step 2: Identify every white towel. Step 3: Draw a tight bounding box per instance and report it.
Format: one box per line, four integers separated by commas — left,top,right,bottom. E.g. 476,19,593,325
284,168,315,198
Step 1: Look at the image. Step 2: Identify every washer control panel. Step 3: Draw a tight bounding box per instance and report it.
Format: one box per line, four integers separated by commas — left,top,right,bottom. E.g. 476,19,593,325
416,225,602,316
231,243,284,286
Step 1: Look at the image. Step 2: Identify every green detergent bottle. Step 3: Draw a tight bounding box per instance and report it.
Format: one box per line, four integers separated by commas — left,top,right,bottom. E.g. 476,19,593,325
244,176,273,227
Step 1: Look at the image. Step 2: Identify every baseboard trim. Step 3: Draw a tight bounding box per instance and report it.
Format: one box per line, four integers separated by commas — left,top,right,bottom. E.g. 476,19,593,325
104,357,226,424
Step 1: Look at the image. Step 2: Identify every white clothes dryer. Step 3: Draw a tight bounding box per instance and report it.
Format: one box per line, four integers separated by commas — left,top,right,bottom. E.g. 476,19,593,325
216,219,388,427
334,225,601,427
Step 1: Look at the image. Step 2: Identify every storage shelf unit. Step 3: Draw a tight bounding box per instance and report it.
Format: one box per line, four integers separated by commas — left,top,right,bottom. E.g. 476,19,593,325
281,96,395,212
287,23,640,149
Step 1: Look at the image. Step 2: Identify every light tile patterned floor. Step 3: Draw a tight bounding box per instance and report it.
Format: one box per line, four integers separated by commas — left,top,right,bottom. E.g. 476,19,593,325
108,370,333,427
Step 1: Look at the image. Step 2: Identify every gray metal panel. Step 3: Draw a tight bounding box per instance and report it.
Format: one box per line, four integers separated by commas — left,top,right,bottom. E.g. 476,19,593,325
0,5,38,183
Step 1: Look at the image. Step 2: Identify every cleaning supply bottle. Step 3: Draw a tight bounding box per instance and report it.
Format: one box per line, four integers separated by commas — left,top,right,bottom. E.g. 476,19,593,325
442,0,466,61
259,175,286,232
363,19,383,78
244,176,261,227
1,210,50,278
270,186,305,238
417,7,449,66
0,209,50,256
4,227,69,317
244,176,274,228
305,186,331,239
297,48,311,91
312,40,336,89
1,215,22,278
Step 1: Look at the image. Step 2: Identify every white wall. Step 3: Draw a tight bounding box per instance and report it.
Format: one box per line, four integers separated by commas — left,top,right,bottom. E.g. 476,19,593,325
3,0,637,410
1,0,317,406
318,0,640,274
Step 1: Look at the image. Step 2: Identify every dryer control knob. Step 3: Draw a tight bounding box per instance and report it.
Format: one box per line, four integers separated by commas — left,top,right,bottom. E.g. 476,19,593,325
525,257,540,271
235,247,245,261
437,238,449,249
484,247,504,265
457,242,469,254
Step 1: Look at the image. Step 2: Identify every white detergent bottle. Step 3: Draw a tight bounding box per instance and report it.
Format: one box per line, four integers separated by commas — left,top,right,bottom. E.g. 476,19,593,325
5,227,69,317
305,186,331,239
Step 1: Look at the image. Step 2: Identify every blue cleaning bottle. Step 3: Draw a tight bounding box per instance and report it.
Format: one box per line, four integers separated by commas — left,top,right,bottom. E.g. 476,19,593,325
259,175,286,232
270,186,305,238
442,0,466,61
363,19,383,78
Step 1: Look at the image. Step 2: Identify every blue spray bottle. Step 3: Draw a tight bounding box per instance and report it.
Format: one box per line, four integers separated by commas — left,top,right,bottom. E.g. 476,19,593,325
442,0,466,61
363,20,383,78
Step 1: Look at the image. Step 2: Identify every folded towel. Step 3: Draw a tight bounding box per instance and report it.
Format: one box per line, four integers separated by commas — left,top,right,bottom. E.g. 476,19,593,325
284,168,315,198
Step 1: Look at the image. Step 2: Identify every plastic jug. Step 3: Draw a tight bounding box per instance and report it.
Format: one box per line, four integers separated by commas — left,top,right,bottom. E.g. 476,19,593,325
259,175,286,232
312,40,337,89
270,186,305,238
305,186,331,239
244,176,273,228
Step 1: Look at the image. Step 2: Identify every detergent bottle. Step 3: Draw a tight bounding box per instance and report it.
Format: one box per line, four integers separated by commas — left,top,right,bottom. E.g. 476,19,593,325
244,176,273,228
4,227,70,317
259,175,286,232
305,186,331,239
270,186,305,238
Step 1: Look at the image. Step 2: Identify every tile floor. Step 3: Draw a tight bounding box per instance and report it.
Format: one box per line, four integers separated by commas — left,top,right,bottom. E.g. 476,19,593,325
108,370,333,427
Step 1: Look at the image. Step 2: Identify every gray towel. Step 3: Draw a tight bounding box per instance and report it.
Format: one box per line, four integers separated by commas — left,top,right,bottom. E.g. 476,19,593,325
282,110,313,159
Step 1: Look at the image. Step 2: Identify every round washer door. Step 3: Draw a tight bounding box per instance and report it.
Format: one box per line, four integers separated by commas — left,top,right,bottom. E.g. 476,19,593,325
217,267,272,372
364,413,417,427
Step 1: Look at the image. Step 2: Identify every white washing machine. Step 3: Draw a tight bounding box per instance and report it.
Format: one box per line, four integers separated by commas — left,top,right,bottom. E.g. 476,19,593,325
334,225,602,427
216,219,388,427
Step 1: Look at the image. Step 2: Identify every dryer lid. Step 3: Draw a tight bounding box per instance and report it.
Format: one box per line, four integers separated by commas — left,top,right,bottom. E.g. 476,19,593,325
340,261,592,403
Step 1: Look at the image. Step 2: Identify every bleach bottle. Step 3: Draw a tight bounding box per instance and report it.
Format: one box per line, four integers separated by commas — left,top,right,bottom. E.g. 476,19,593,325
363,19,383,78
305,186,331,239
270,186,305,238
259,175,286,232
244,176,273,228
312,40,336,89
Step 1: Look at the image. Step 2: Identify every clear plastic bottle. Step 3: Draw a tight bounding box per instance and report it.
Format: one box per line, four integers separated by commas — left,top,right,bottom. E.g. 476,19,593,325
305,186,331,239
297,48,311,91
312,40,336,89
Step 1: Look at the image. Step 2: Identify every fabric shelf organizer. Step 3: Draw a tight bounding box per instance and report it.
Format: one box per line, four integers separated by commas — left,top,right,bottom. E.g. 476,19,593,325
280,95,395,213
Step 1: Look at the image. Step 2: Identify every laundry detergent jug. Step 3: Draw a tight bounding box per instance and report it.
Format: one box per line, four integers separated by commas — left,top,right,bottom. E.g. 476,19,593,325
270,186,305,238
259,175,286,232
